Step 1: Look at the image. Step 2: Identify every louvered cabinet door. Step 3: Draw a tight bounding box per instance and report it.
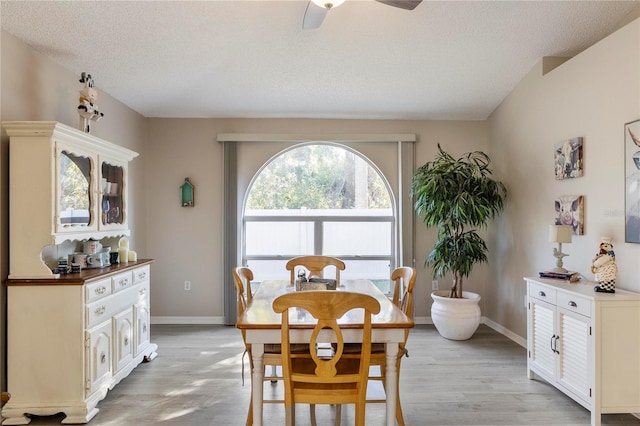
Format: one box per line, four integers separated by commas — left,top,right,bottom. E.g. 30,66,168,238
557,308,591,403
529,299,556,381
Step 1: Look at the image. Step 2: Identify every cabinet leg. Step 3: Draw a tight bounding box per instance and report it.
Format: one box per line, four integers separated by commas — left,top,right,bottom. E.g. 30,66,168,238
0,411,30,425
590,409,601,426
143,351,158,362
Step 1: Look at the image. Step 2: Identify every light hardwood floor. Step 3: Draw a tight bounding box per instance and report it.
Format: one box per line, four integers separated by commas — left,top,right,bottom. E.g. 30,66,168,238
16,325,640,425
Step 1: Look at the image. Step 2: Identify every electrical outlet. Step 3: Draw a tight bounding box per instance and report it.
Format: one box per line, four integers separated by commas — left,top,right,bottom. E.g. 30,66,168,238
184,281,191,291
432,280,438,290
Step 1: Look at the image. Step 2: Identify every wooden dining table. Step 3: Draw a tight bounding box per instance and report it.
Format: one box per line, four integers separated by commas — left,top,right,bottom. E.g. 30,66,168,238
236,279,415,426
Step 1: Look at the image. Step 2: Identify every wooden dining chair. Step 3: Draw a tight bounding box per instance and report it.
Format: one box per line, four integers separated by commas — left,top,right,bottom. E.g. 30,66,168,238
368,266,416,426
233,266,277,425
340,266,416,426
285,255,346,284
233,266,313,426
273,291,381,426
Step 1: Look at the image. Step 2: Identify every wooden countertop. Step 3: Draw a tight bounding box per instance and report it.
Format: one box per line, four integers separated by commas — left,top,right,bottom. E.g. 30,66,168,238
5,259,155,286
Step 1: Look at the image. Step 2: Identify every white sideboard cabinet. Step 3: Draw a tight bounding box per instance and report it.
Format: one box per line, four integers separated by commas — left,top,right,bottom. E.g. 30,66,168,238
2,122,156,424
2,261,157,425
525,277,640,426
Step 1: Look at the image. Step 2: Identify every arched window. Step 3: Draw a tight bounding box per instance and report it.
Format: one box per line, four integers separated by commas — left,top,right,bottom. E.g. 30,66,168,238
220,133,415,325
243,143,395,282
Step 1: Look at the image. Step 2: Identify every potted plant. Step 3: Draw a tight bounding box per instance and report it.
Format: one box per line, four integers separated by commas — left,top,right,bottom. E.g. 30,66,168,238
411,144,507,340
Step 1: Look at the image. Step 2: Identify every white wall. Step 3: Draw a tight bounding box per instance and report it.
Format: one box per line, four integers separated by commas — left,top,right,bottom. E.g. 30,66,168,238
486,18,640,337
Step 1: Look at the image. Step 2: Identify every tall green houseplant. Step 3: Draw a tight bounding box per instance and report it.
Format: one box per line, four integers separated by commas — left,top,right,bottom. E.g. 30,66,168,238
411,144,507,298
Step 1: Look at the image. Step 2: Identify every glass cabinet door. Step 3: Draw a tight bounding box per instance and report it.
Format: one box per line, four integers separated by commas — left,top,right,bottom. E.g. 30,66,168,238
57,150,95,232
100,159,126,229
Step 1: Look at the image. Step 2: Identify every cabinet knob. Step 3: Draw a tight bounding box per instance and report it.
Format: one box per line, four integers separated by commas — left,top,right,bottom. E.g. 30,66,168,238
95,286,106,295
568,301,577,308
124,337,129,346
538,291,546,297
95,306,106,316
100,353,106,364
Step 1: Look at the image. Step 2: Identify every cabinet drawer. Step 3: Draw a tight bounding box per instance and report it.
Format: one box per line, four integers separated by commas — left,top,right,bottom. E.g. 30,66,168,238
136,280,150,301
86,287,134,328
133,265,150,283
111,271,133,293
85,278,112,303
529,281,557,305
557,291,591,317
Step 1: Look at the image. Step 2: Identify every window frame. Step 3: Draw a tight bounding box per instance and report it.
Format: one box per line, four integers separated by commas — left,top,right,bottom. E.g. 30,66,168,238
220,134,416,325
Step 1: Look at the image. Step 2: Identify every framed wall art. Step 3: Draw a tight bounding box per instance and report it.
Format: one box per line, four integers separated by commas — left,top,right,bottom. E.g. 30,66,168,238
625,119,640,243
555,195,584,235
554,137,583,180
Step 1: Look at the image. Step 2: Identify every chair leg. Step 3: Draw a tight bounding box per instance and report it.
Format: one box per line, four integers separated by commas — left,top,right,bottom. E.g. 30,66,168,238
310,404,317,426
395,393,405,426
246,397,253,426
285,404,295,426
355,402,366,426
334,404,342,426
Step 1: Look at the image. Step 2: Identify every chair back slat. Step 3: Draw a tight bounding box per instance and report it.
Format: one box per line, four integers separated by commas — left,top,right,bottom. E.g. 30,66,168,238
285,255,346,284
392,266,416,318
232,266,254,318
391,266,416,348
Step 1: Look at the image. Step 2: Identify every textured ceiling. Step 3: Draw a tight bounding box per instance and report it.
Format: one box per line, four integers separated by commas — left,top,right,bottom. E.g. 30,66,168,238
1,0,638,120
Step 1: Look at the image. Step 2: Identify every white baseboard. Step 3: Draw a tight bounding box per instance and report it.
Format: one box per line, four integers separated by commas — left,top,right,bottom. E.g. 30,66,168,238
482,317,527,348
151,316,224,325
413,316,432,325
415,316,526,348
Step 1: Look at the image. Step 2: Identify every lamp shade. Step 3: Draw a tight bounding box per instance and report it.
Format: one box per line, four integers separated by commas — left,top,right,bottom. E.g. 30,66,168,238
549,225,572,243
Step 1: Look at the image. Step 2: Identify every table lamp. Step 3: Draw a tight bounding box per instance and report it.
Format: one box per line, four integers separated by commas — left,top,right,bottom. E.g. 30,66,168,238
549,225,572,273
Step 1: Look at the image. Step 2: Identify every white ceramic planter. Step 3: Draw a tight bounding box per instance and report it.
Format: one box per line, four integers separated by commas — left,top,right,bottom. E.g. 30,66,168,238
430,290,481,340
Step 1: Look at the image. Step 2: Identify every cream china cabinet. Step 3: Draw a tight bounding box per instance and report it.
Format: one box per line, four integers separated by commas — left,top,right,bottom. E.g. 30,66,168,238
525,277,640,426
3,121,137,278
2,122,157,424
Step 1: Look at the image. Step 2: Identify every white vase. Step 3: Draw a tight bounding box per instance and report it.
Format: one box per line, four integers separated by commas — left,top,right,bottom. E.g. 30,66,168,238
430,290,481,340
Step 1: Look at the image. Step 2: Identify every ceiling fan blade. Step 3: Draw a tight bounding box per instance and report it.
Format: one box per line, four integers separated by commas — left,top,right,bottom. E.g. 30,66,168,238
303,1,328,30
375,0,422,11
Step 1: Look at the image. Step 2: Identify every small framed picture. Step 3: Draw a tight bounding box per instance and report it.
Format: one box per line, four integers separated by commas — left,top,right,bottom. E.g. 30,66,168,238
554,137,583,180
625,119,640,243
555,195,584,235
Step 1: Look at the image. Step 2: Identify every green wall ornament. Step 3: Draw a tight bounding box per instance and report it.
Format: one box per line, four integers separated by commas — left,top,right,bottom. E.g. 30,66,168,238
180,178,195,207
